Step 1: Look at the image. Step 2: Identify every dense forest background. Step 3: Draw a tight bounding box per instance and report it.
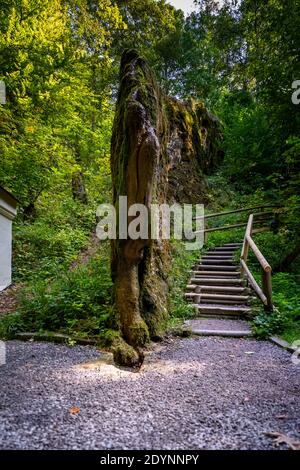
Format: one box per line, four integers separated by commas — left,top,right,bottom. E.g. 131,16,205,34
0,0,299,343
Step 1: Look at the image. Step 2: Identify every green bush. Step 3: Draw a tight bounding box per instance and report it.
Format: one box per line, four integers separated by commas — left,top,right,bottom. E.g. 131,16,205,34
12,196,98,282
253,273,300,341
0,313,25,339
13,242,112,336
168,240,200,320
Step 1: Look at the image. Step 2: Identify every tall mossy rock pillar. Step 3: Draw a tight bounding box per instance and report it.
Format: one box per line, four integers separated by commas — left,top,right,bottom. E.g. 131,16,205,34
110,50,223,367
111,50,170,367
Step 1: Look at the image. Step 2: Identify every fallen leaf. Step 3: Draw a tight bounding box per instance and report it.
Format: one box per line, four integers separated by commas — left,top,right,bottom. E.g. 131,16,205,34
276,415,288,420
265,432,300,450
69,407,80,415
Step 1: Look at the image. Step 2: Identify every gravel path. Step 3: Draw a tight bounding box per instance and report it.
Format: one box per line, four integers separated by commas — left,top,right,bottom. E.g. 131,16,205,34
0,338,299,450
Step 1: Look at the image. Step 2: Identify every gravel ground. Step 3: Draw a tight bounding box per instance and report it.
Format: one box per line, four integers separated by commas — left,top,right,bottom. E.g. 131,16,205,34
0,338,299,450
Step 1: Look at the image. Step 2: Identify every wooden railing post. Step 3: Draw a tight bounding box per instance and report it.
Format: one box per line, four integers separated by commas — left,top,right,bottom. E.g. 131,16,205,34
240,213,273,312
240,238,247,276
241,214,253,275
262,270,273,312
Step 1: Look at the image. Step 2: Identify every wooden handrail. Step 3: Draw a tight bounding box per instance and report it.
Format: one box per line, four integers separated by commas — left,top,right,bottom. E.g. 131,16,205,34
246,235,271,272
194,204,279,220
240,213,273,311
240,260,268,305
194,219,273,235
196,205,277,235
195,222,247,234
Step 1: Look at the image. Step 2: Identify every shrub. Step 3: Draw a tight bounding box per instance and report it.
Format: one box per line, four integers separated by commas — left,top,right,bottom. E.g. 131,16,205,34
168,240,200,320
14,242,112,336
253,273,300,341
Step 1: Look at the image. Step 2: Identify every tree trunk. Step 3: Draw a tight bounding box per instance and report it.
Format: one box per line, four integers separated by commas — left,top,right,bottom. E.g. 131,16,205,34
23,201,37,219
110,50,168,366
273,242,300,273
72,171,88,204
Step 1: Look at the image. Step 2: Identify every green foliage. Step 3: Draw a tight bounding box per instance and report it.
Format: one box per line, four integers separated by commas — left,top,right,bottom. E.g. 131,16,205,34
0,312,24,339
253,308,290,339
206,172,237,210
99,328,120,347
219,98,279,192
247,232,288,273
0,0,121,210
111,0,184,89
14,243,112,335
253,273,300,340
12,197,95,281
168,240,199,320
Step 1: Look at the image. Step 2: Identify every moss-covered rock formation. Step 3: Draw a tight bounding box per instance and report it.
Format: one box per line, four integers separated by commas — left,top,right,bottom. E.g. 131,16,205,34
110,50,222,367
166,97,223,203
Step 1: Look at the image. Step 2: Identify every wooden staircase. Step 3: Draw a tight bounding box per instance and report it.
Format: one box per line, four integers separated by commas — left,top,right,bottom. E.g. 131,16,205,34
185,206,277,337
185,243,253,337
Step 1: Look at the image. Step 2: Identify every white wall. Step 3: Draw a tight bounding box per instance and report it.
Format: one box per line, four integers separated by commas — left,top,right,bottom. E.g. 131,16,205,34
0,213,13,291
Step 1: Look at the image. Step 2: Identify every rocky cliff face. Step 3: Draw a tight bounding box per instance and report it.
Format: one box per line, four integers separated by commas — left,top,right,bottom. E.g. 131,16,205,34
166,97,223,203
110,50,222,366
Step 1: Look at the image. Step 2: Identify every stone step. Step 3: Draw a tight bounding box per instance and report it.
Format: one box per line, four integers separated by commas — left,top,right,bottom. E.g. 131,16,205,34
194,304,251,316
187,299,249,306
203,253,235,257
190,285,249,295
202,256,234,261
190,277,244,286
205,251,235,255
206,251,237,256
196,264,240,271
193,276,241,282
203,299,248,306
185,294,249,305
201,260,235,265
213,247,238,252
199,314,243,320
190,329,252,338
185,292,249,302
223,243,243,247
186,284,197,291
200,259,236,265
205,252,235,261
192,270,240,277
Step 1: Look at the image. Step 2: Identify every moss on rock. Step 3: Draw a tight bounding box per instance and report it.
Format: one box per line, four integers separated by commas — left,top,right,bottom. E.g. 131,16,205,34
112,338,143,369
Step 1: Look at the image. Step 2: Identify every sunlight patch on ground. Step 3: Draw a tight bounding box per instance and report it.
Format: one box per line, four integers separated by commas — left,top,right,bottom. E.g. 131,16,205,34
74,353,141,380
142,359,206,376
74,348,206,381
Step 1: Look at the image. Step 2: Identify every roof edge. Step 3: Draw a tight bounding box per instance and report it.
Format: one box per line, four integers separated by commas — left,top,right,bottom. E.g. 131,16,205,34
0,186,20,204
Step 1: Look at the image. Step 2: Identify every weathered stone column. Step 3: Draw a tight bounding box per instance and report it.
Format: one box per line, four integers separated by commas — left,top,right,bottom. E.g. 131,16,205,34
110,50,223,366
